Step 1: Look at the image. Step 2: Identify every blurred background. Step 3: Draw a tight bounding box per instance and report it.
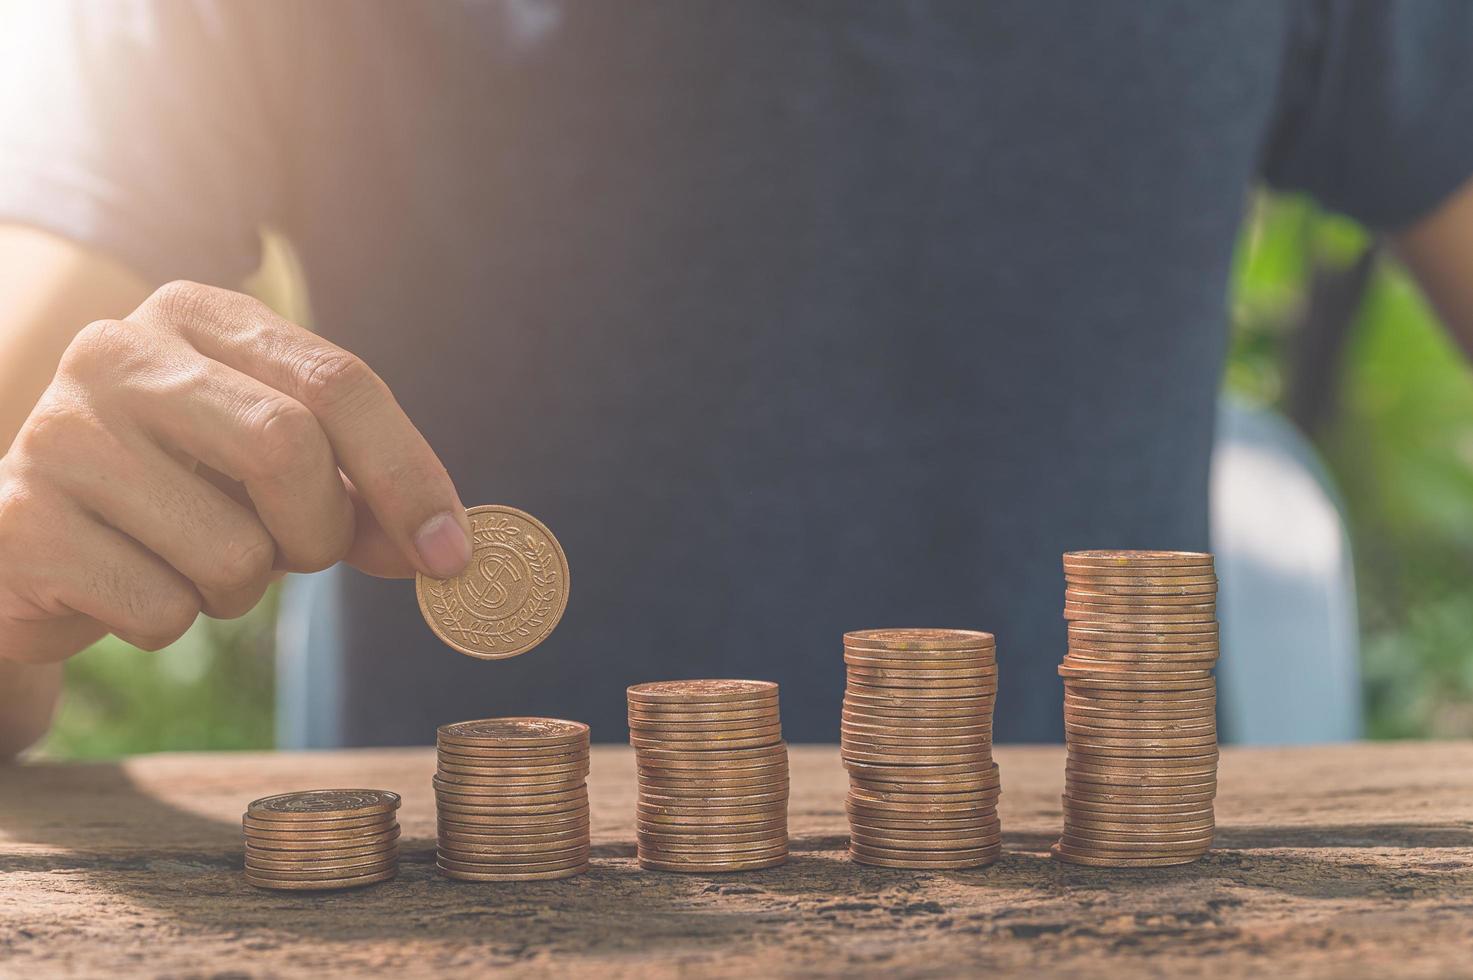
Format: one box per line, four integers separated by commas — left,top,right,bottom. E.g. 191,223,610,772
33,191,1473,758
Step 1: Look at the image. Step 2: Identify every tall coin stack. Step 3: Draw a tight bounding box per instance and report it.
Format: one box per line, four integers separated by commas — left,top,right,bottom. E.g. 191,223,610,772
841,629,1002,870
435,717,592,881
242,789,401,891
628,680,790,873
1053,550,1218,868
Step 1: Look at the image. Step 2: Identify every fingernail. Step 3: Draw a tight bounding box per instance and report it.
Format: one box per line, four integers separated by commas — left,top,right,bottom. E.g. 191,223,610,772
415,512,472,578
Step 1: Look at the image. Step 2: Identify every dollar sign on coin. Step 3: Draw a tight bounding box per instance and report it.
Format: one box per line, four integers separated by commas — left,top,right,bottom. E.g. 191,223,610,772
416,505,570,659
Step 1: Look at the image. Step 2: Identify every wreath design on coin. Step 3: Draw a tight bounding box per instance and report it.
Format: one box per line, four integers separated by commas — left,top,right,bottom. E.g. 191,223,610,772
426,514,560,652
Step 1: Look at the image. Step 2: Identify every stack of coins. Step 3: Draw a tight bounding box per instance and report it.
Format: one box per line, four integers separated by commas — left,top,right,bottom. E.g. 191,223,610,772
840,629,1002,870
1053,550,1218,868
242,789,401,891
628,680,789,873
434,717,592,881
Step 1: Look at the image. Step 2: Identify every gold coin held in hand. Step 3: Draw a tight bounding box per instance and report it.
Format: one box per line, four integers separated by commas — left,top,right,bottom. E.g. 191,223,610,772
416,504,570,660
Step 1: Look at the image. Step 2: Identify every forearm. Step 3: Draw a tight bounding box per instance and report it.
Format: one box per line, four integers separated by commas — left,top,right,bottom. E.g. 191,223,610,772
0,225,150,755
1394,174,1473,361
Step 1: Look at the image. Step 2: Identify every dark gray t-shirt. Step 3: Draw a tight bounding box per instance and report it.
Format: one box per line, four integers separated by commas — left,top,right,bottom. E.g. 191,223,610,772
3,2,1471,743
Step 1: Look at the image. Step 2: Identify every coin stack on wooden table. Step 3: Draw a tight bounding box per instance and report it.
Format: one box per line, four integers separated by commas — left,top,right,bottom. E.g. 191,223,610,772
242,789,402,891
434,717,592,881
628,680,790,873
840,629,1003,870
1053,550,1219,868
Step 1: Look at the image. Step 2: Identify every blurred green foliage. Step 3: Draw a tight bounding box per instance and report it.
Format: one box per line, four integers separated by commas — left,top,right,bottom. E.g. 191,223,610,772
1230,195,1473,738
33,195,1473,759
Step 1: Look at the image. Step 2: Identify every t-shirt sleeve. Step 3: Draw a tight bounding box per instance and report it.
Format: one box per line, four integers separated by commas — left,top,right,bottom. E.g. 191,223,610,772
0,0,284,287
1261,0,1473,232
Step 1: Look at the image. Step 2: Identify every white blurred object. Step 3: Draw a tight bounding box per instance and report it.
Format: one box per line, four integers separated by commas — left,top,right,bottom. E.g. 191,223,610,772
1211,395,1362,744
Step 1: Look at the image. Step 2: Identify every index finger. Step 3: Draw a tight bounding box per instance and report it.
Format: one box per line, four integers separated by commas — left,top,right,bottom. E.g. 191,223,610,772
136,281,473,579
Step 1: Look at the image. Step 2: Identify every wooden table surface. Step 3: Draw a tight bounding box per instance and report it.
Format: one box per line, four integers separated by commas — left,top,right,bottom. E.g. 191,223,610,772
2,743,1470,979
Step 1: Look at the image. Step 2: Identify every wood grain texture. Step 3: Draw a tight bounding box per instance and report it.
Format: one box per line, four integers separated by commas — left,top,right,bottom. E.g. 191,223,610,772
2,743,1471,978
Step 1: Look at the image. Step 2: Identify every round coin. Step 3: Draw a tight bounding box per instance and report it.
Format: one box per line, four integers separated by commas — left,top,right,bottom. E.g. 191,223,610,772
416,505,569,659
844,629,995,653
848,847,999,869
438,861,588,881
638,853,787,873
627,680,778,704
247,789,399,822
1049,843,1204,867
244,849,400,873
438,717,589,748
245,866,398,891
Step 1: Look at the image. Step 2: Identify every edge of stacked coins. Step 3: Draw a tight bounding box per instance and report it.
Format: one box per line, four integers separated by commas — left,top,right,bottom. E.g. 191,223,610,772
841,629,1002,869
1052,550,1219,868
435,717,592,881
629,680,790,872
243,789,401,890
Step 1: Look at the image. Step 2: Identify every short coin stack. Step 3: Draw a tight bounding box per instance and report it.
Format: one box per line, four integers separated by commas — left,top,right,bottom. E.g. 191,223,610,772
435,717,592,881
1053,550,1219,868
841,629,1002,870
242,789,401,891
628,680,789,873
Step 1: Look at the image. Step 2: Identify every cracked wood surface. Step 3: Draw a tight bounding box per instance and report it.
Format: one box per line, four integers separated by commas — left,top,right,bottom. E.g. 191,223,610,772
1,743,1470,979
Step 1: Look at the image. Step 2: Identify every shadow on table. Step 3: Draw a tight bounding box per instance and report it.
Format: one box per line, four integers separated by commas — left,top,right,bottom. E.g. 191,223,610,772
5,762,1472,948
0,761,766,953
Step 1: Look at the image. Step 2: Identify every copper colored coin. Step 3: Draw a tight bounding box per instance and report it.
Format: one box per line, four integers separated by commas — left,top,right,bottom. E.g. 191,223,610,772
639,835,789,854
635,743,788,764
638,853,788,873
1060,830,1215,850
845,673,997,690
639,775,789,795
1063,608,1217,625
1064,596,1216,614
244,848,400,873
627,719,783,733
436,796,589,818
245,866,398,891
843,629,995,653
1064,690,1217,708
1062,656,1217,675
433,771,587,793
438,855,589,875
242,812,394,834
416,505,569,660
841,722,993,741
850,838,1001,861
1065,588,1217,606
637,809,785,827
244,826,402,851
1049,843,1203,867
1065,766,1217,785
841,732,992,749
432,774,586,796
638,826,788,845
1063,704,1216,724
849,846,999,869
1065,730,1218,749
438,861,588,881
1063,549,1213,568
1063,794,1214,815
630,734,783,752
438,817,590,838
435,753,588,772
841,707,993,727
637,816,787,835
627,680,778,704
243,857,399,881
849,785,1000,806
845,688,996,704
1064,580,1218,597
628,708,779,726
438,828,589,850
439,842,591,864
635,769,790,789
843,700,993,720
840,748,990,766
435,782,586,803
245,838,399,862
247,789,400,822
628,714,781,733
849,830,1001,850
438,717,589,749
1068,622,1219,641
1064,783,1216,803
845,759,997,779
843,654,995,671
1060,661,1214,680
1063,651,1219,670
1067,743,1219,761
1064,817,1215,837
640,790,790,810
1064,678,1217,695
